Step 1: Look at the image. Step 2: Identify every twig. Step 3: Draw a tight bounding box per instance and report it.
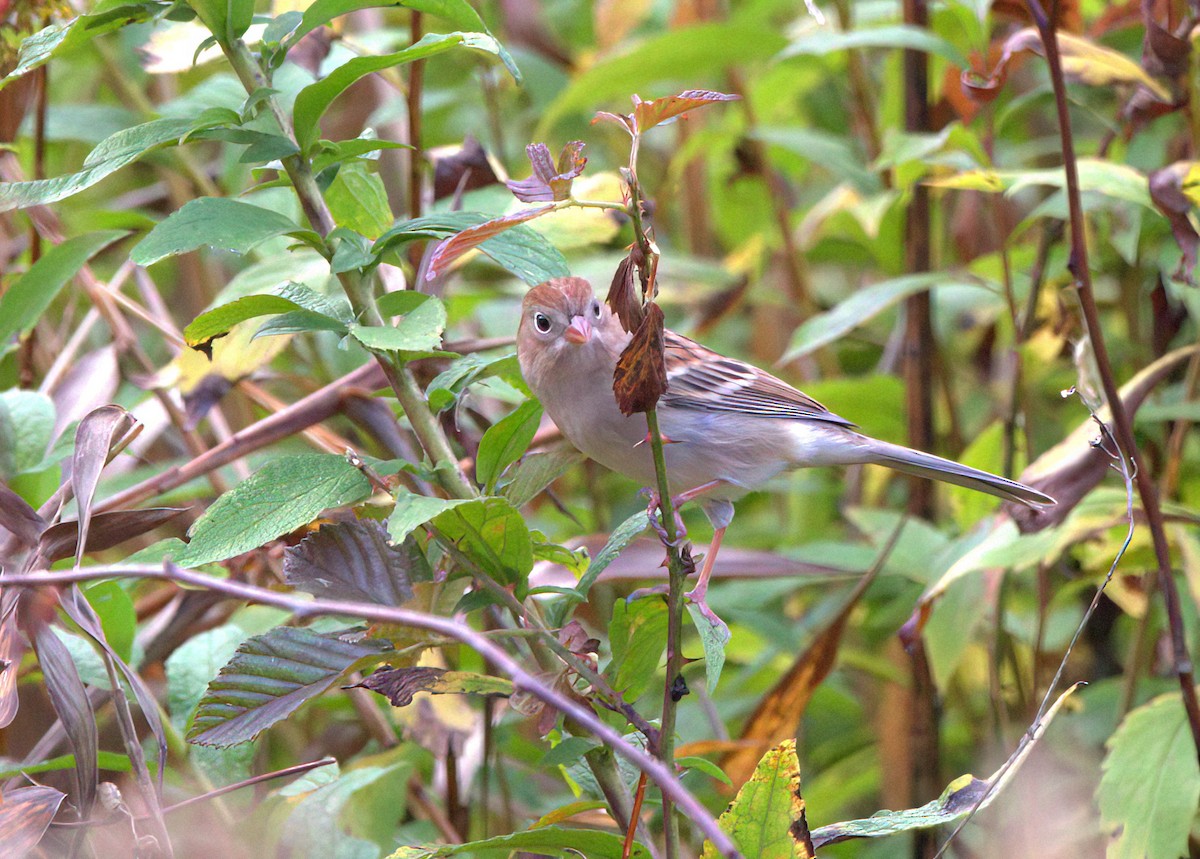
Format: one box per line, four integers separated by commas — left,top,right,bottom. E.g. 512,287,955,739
3,563,743,859
1026,0,1200,762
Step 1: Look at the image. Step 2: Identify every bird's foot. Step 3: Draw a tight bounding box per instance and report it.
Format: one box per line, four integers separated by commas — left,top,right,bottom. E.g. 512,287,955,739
642,489,687,548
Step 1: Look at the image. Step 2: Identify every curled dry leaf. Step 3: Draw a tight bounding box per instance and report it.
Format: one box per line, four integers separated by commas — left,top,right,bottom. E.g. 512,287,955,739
1141,6,1190,79
432,134,502,201
352,665,513,707
505,141,587,203
425,204,555,280
1148,161,1200,285
606,253,644,333
972,27,1173,104
613,303,667,416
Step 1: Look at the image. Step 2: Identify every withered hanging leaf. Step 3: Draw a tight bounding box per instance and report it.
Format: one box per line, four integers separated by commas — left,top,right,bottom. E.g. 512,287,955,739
506,141,587,203
71,405,138,568
432,135,502,201
283,519,424,606
0,482,46,550
613,303,667,415
592,110,635,134
632,89,740,132
1148,161,1200,285
606,253,644,333
425,204,555,280
352,665,513,706
1141,8,1190,79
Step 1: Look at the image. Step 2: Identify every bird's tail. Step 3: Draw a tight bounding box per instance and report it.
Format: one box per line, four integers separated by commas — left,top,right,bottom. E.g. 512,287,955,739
865,440,1055,508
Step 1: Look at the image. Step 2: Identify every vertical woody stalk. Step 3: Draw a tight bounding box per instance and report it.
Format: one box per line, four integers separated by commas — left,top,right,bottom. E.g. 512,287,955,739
1025,0,1200,761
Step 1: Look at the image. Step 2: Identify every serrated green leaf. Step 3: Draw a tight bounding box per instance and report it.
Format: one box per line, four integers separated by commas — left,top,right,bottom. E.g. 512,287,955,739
178,454,373,566
0,231,127,349
184,294,312,348
0,391,55,479
501,446,582,508
687,602,731,695
132,198,315,266
433,497,533,586
476,399,542,493
1099,691,1200,859
189,627,392,747
0,119,195,211
348,294,450,358
607,598,667,702
387,491,471,543
326,162,393,238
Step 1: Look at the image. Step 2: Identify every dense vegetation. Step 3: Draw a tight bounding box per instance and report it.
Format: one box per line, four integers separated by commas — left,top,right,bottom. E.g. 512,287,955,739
1,0,1199,857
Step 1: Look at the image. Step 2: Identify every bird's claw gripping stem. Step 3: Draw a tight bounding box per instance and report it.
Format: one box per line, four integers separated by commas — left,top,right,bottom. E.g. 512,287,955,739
643,489,687,548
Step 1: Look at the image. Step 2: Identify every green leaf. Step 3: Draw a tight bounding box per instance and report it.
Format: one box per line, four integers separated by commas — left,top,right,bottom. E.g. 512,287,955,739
0,118,195,211
678,755,732,786
607,598,668,702
476,399,542,494
0,391,55,479
0,4,159,91
538,24,787,132
1099,691,1200,859
325,162,393,239
701,739,812,859
564,511,649,611
782,273,986,360
282,764,400,859
294,32,501,152
348,294,452,359
540,736,601,768
178,454,373,567
132,198,315,266
374,212,569,285
188,627,392,746
927,158,1154,209
288,0,521,82
687,602,731,695
501,446,582,508
187,0,255,43
184,294,314,348
0,231,127,349
81,582,136,664
780,24,968,66
387,825,651,858
165,624,248,730
387,491,472,544
433,497,533,586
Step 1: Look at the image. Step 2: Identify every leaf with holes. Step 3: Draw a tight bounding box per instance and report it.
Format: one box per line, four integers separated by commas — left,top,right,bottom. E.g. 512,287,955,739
188,627,392,747
284,519,426,605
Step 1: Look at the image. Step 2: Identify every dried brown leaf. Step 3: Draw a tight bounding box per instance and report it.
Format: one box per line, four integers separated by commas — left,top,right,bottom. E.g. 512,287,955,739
0,785,67,858
613,303,667,415
606,253,644,333
353,665,512,706
432,135,501,201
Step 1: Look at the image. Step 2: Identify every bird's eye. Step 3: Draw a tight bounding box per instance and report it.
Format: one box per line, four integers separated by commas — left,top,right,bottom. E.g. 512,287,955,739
534,312,552,333
592,301,602,318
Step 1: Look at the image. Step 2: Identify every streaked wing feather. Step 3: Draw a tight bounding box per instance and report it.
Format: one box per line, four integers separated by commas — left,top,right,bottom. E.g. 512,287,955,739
661,331,854,426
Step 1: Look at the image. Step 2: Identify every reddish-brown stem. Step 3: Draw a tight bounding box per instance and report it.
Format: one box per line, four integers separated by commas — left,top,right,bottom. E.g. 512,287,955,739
1026,0,1200,761
407,10,425,220
622,773,649,859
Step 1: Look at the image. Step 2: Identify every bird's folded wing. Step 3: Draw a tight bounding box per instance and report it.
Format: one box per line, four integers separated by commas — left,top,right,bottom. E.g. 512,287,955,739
661,331,855,426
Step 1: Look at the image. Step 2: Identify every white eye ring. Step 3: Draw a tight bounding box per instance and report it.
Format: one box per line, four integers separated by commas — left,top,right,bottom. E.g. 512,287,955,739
534,312,552,333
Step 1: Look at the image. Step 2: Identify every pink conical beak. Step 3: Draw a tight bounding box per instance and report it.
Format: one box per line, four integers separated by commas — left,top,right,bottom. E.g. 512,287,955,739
564,315,593,345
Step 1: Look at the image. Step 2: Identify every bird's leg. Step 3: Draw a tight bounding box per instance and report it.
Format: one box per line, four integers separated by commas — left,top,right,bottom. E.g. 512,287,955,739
684,526,726,611
643,489,687,547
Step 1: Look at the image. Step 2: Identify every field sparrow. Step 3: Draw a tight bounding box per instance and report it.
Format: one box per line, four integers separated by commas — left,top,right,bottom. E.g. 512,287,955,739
516,277,1054,609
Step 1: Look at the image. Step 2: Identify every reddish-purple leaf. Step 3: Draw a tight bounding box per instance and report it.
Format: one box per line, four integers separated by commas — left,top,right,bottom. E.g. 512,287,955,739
432,135,501,201
0,482,47,550
284,519,424,606
33,622,98,816
632,90,740,132
425,204,555,281
591,111,635,134
613,303,668,415
71,405,138,568
0,594,25,729
1149,162,1199,285
0,785,66,858
36,508,186,565
505,141,587,202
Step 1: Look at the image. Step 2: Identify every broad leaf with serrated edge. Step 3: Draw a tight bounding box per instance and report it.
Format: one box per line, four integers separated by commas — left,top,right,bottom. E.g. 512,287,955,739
284,519,425,605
